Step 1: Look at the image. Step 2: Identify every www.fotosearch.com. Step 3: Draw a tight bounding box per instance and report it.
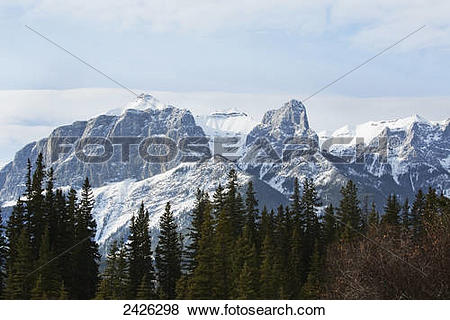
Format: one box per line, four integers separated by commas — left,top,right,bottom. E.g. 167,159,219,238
188,303,326,317
121,302,326,317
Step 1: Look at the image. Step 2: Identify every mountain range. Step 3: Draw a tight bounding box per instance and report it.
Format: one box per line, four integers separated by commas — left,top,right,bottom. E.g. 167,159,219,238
1,93,449,254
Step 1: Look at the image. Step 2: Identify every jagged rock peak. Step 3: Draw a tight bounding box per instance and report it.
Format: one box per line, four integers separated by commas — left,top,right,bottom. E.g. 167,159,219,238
261,99,309,130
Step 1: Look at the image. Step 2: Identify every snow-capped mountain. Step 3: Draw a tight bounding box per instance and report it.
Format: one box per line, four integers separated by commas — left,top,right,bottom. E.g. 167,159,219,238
1,94,449,253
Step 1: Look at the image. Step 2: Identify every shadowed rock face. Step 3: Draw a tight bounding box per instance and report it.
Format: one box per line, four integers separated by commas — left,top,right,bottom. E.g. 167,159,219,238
0,105,205,202
0,96,449,253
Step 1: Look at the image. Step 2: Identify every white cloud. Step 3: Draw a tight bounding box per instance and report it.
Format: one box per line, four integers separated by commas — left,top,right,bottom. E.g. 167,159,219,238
8,0,450,49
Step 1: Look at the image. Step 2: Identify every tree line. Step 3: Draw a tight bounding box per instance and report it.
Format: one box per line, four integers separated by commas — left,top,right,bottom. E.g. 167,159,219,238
0,155,448,299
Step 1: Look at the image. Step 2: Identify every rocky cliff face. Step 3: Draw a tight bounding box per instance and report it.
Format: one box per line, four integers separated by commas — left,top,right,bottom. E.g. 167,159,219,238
0,96,205,202
1,94,449,253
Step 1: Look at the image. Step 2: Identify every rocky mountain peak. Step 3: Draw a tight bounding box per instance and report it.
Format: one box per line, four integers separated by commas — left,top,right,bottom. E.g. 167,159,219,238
261,99,309,130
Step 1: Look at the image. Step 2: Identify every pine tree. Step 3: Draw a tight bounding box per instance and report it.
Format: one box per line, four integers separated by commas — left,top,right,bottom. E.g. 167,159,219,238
411,189,425,240
72,178,99,299
212,208,234,299
237,262,258,299
31,228,61,299
136,274,154,300
259,234,278,299
301,178,321,264
273,205,290,296
54,188,77,297
287,226,304,298
128,202,155,299
338,180,362,239
291,178,304,228
401,198,410,230
382,194,401,226
3,228,33,299
96,241,118,299
185,189,209,274
31,275,45,300
367,202,379,227
301,241,322,299
58,282,69,300
224,169,244,238
155,202,182,299
423,187,439,225
322,204,337,245
244,181,259,246
28,153,46,259
212,184,225,220
188,204,215,299
231,226,259,299
44,168,58,248
96,240,129,299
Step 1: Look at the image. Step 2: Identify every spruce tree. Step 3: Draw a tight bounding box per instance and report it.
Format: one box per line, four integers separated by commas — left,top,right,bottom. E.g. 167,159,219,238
185,189,209,274
287,226,304,298
155,202,182,299
338,180,362,239
401,198,410,230
244,181,259,246
224,169,244,238
128,202,155,299
212,208,234,299
212,184,225,220
3,228,33,299
291,177,304,228
28,153,46,258
188,204,215,299
96,240,129,299
301,241,322,299
31,228,61,299
58,282,69,300
301,178,321,263
259,234,278,299
72,178,99,299
411,189,425,240
273,205,290,295
237,262,258,299
322,204,337,245
231,226,259,299
382,194,401,226
56,188,77,296
44,168,57,248
136,274,154,300
367,202,379,227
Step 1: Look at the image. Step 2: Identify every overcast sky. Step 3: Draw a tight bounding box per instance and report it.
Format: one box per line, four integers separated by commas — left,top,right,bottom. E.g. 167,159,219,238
0,1,449,166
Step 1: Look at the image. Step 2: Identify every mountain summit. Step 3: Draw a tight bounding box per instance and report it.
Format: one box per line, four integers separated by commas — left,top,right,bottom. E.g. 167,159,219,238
0,95,448,254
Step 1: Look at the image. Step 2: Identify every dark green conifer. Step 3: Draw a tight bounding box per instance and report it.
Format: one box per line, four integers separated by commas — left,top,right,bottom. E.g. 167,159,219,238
31,228,61,299
382,194,401,226
188,204,215,299
338,180,362,239
128,202,155,299
3,228,33,299
155,202,182,299
72,178,99,299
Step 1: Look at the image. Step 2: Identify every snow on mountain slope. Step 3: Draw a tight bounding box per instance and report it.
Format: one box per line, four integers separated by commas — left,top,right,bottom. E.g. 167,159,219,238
91,157,287,252
0,102,205,202
329,115,431,150
106,93,166,115
0,93,448,254
195,109,258,135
